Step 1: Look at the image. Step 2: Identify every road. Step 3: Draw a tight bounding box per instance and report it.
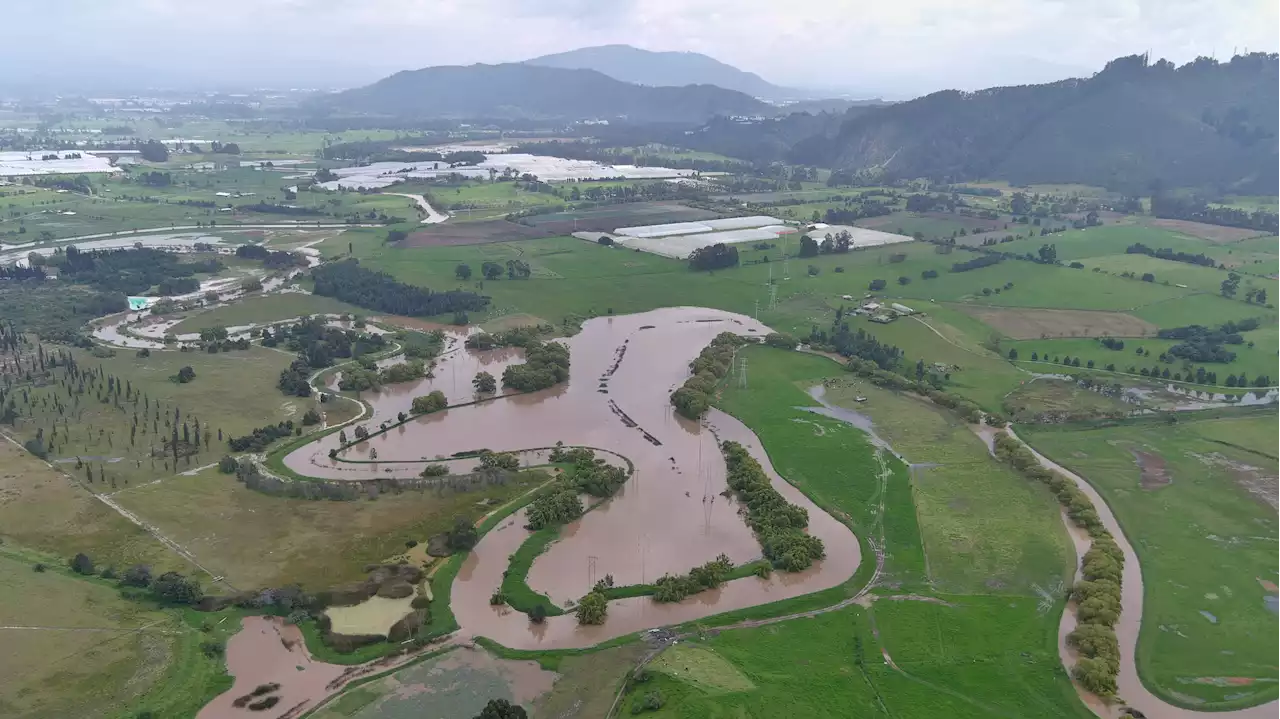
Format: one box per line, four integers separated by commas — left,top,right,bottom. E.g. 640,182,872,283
386,192,449,224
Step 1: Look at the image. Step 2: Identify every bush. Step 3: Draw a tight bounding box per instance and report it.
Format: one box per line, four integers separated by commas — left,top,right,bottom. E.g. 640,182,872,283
575,590,608,625
631,691,665,714
70,552,95,575
529,604,547,624
411,390,448,414
421,464,449,477
218,456,239,474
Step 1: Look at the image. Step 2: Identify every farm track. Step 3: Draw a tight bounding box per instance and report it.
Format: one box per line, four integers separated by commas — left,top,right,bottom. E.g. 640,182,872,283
0,430,236,591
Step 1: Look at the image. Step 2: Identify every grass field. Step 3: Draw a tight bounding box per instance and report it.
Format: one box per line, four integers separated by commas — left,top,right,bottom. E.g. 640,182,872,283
168,293,368,334
1001,378,1133,421
818,375,1075,594
1022,416,1279,708
0,437,178,573
1003,326,1278,386
0,549,175,719
5,343,316,488
0,544,247,719
627,595,1091,718
113,465,545,590
713,346,925,591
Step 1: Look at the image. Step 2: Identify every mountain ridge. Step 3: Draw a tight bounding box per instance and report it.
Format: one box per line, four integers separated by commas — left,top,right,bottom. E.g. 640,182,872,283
312,62,774,123
524,44,809,101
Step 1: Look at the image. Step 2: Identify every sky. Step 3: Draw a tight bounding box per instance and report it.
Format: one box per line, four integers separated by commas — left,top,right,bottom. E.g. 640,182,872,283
1,0,1276,98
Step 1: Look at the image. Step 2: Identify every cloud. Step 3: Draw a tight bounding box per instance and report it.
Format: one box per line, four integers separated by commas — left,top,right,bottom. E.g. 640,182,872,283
0,0,1273,96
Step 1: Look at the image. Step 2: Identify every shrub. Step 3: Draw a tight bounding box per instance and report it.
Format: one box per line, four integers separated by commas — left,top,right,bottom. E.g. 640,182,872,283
218,456,239,473
421,464,449,477
70,552,95,575
575,590,608,625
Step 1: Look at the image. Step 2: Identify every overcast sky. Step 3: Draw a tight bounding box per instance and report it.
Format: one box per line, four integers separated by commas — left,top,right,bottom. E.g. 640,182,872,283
2,0,1275,98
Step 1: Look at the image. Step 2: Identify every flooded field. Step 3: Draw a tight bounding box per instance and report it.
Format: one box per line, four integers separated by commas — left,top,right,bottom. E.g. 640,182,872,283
284,307,860,649
198,616,346,719
325,593,417,636
309,646,557,719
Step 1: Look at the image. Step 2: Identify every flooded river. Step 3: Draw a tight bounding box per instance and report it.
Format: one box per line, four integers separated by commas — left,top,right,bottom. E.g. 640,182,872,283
974,425,1278,719
198,616,346,719
285,307,861,649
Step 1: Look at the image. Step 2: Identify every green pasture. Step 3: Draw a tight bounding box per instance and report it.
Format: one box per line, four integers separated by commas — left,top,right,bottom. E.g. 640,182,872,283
1004,326,1278,386
169,293,368,334
819,376,1074,594
631,596,1090,718
713,346,922,589
1022,417,1279,708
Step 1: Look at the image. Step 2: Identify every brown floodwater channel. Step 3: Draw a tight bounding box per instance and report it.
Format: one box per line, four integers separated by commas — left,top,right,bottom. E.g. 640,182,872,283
284,307,861,649
198,616,346,719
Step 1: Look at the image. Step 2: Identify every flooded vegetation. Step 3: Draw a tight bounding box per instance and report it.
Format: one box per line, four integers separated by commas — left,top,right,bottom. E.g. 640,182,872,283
285,308,860,648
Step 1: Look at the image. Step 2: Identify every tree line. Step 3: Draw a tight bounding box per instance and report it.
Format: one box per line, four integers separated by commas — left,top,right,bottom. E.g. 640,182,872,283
312,260,489,317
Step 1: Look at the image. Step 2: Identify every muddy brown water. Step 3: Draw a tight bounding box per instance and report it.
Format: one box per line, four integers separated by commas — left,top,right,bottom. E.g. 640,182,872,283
198,616,346,719
976,425,1279,719
284,307,861,649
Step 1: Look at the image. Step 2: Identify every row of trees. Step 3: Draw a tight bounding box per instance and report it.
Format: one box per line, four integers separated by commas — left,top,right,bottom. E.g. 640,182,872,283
312,260,490,317
992,433,1124,697
721,441,825,571
670,332,743,419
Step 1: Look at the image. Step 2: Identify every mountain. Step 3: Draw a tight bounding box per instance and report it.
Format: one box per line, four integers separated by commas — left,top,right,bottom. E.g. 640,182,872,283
525,45,807,101
790,53,1279,193
313,63,773,123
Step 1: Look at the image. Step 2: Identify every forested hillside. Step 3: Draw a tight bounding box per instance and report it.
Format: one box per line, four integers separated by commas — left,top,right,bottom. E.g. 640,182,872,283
315,63,772,122
790,53,1278,193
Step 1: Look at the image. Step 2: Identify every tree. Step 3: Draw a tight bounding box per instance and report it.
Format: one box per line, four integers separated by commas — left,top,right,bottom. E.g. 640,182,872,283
176,366,196,384
529,604,547,624
1221,272,1241,298
445,516,479,551
70,552,95,575
139,140,169,162
481,262,503,280
150,571,203,604
412,390,448,414
1141,273,1155,282
897,276,911,285
473,371,497,394
1008,348,1018,360
473,699,528,719
386,229,409,244
122,564,153,587
575,590,608,625
454,263,472,281
797,235,819,257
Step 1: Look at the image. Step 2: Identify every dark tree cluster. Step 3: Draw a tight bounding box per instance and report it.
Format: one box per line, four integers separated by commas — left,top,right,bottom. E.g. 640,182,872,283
312,260,489,317
808,322,904,371
1156,320,1254,363
1124,242,1217,268
653,554,735,603
501,341,570,392
227,420,297,452
55,245,225,296
949,254,1003,273
1151,193,1279,234
722,441,824,571
688,243,739,271
670,332,743,419
235,244,307,269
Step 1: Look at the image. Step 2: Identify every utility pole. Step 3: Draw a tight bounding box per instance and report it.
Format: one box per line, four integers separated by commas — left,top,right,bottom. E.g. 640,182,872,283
769,283,778,310
754,299,759,320
738,355,748,389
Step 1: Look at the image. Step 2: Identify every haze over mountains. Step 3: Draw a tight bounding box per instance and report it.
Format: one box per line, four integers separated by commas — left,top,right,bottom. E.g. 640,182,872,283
319,48,1277,194
316,62,774,123
524,45,814,102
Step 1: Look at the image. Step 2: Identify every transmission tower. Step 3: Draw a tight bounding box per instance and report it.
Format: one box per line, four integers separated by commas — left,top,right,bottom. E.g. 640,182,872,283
587,555,598,587
769,283,778,310
738,355,748,389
